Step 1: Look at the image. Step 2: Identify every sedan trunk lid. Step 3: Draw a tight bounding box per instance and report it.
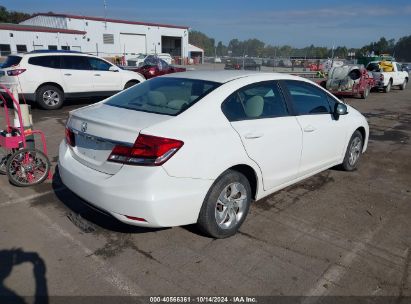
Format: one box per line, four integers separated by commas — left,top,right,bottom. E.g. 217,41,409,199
67,103,172,174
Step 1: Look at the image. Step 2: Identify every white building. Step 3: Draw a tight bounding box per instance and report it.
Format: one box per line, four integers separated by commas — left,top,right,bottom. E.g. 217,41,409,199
0,12,189,62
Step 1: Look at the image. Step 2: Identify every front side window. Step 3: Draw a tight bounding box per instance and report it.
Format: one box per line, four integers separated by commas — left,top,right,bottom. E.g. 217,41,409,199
88,57,112,71
28,56,61,69
284,80,331,115
61,56,90,70
105,77,220,116
222,81,288,121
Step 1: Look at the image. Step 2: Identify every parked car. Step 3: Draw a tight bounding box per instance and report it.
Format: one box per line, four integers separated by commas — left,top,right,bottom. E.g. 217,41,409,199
59,71,369,238
130,56,186,79
0,51,145,110
366,61,409,92
324,65,375,99
401,63,410,73
127,53,173,66
224,58,261,71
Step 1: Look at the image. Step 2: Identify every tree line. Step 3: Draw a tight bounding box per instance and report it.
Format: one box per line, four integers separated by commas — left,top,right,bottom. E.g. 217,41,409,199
0,6,31,23
1,6,410,61
189,31,411,62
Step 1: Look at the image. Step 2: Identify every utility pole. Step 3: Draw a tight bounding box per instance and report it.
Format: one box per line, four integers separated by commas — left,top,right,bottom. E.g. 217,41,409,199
103,0,108,29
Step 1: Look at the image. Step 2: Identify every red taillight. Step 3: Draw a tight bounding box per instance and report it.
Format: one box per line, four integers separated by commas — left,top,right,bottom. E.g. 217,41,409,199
148,67,156,75
124,215,147,222
65,127,75,146
7,69,26,76
108,134,183,166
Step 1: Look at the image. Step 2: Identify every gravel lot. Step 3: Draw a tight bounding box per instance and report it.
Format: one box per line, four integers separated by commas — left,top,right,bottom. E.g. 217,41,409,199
0,72,410,302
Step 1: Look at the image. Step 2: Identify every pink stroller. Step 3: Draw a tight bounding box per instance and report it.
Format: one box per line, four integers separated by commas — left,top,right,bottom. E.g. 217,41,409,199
0,84,51,186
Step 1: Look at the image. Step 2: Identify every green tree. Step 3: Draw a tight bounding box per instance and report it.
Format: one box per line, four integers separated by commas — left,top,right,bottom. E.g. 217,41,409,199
0,6,31,23
188,30,215,56
216,41,227,57
395,35,411,61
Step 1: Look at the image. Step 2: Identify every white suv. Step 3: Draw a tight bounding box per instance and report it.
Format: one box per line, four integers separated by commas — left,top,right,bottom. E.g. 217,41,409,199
0,51,145,110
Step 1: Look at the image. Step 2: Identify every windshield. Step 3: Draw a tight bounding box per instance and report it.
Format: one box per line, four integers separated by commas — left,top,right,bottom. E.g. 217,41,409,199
2,56,22,68
105,77,220,116
137,54,146,59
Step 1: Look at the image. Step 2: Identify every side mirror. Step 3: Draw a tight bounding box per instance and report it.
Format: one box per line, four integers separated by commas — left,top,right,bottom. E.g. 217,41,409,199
109,66,119,72
334,103,348,120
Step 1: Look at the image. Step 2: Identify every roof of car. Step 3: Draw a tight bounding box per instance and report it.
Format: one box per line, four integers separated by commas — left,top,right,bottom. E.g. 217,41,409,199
162,70,302,83
21,51,96,57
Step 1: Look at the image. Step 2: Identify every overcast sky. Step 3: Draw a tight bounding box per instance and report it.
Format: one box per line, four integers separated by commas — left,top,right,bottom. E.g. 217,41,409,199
4,0,411,47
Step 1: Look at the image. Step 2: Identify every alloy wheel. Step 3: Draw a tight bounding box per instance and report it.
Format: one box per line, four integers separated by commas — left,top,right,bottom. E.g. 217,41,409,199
215,182,247,230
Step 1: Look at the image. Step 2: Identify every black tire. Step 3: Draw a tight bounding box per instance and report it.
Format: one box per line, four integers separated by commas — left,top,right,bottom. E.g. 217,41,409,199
197,170,251,238
6,148,50,187
36,85,64,110
400,79,407,90
384,80,392,93
361,86,370,99
124,81,139,90
341,130,363,171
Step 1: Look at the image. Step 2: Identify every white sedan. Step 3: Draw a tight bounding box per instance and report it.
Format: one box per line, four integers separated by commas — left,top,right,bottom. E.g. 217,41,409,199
59,71,369,238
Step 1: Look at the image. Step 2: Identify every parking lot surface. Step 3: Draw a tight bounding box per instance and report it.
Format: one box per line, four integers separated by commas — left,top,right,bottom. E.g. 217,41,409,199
0,81,410,300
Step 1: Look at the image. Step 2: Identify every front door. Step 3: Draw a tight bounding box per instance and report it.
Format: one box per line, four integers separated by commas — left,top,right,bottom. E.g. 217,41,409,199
283,80,348,176
88,57,122,92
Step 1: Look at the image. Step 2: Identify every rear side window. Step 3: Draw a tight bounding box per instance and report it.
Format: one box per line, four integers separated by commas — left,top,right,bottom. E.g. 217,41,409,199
105,77,220,116
2,55,22,68
284,80,331,115
222,81,288,121
28,56,61,69
88,57,112,71
61,56,90,70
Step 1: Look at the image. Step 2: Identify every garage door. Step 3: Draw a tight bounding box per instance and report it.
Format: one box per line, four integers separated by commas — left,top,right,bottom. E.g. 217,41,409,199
120,33,146,56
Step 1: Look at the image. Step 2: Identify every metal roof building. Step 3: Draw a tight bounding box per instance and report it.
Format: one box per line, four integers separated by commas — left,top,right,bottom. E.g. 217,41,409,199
0,13,189,61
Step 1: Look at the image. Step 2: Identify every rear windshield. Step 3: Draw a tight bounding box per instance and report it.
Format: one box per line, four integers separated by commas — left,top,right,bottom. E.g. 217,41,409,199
2,55,22,68
105,77,220,116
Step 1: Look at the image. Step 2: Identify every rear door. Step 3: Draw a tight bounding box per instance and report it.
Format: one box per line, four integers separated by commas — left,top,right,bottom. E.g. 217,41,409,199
60,55,94,93
88,57,123,92
282,80,348,176
222,81,302,191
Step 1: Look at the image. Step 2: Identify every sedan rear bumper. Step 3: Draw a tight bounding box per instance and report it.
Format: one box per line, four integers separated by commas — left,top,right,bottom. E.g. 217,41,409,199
58,140,213,228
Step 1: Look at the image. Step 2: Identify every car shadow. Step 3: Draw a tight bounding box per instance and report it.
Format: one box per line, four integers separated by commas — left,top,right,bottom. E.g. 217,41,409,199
52,166,168,234
0,249,48,304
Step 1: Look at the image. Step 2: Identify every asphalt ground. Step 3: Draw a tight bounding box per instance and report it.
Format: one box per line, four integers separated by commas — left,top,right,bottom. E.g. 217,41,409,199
0,72,410,303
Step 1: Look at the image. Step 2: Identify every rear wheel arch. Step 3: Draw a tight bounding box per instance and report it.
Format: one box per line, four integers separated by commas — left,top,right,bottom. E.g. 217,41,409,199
226,164,259,200
356,126,366,148
36,82,64,95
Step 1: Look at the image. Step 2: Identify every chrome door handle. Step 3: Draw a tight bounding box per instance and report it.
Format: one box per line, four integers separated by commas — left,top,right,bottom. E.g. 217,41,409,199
244,133,264,139
303,125,316,132
64,73,72,76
